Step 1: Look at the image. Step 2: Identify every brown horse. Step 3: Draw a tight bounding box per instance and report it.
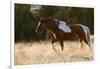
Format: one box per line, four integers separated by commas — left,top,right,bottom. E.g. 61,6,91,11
36,18,92,51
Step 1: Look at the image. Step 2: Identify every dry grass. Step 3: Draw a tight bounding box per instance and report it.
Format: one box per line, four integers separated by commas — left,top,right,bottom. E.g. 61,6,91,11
15,39,94,65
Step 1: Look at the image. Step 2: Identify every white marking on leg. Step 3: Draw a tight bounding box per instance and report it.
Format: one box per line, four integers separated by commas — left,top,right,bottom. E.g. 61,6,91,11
53,33,57,39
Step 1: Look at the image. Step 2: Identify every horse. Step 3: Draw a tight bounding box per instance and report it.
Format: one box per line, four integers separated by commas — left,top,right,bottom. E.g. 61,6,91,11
36,18,92,51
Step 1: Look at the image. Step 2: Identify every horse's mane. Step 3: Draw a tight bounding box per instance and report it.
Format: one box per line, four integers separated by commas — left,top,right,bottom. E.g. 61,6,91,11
40,18,59,26
40,18,58,21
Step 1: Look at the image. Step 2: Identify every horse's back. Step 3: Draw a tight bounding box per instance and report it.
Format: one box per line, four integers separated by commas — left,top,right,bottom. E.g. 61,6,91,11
69,24,84,32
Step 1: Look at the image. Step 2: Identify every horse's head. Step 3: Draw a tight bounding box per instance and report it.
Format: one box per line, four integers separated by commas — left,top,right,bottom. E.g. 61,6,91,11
36,18,58,34
36,20,45,34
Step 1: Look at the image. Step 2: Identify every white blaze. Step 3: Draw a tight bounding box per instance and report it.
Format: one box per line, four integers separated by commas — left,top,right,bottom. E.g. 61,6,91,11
58,21,71,33
36,22,41,32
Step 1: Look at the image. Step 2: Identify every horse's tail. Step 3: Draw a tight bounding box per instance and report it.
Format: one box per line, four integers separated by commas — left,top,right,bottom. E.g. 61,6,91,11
85,26,92,51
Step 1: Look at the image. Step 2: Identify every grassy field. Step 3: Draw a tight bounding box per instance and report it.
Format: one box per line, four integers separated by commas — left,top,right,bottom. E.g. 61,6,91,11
15,36,94,65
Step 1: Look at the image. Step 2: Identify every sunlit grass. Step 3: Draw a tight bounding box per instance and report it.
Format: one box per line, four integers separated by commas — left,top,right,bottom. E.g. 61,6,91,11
15,37,94,65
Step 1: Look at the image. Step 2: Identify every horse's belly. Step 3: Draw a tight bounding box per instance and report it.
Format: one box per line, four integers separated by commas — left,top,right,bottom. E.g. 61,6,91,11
63,33,78,40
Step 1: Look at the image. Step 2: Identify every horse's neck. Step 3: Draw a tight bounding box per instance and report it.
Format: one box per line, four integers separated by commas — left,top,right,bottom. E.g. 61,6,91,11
45,23,58,34
45,20,66,34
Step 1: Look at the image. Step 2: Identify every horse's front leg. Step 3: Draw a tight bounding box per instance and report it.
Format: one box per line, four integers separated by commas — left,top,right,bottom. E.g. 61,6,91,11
59,40,64,51
52,38,57,51
80,39,84,49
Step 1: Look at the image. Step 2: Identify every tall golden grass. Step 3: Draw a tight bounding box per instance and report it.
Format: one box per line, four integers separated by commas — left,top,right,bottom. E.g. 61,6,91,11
15,36,94,65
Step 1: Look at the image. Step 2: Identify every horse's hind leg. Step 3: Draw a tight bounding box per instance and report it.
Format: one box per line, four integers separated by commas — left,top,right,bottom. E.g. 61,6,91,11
83,39,92,51
79,35,92,51
81,34,92,52
80,26,92,51
86,29,92,51
85,26,92,51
